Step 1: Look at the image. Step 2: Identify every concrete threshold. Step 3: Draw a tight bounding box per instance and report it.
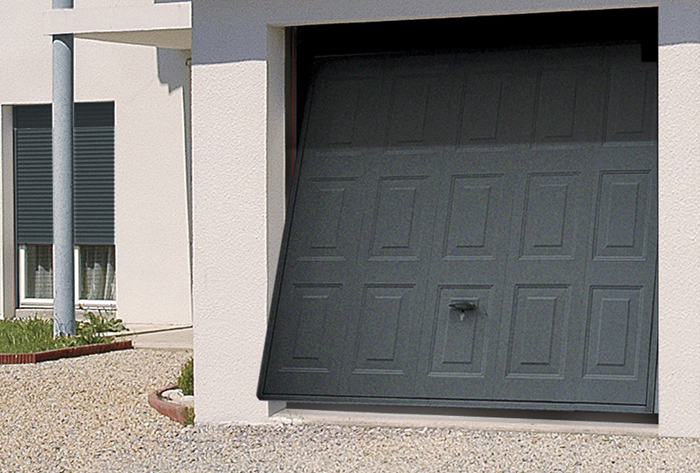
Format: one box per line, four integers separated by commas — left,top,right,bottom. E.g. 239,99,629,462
275,407,659,438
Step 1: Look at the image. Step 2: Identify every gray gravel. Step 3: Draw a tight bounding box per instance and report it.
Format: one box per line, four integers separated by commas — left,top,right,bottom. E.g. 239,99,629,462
2,349,700,472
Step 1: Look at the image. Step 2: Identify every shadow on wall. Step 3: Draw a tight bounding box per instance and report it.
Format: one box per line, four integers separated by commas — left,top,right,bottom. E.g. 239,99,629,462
156,46,193,316
156,48,189,93
660,1,700,46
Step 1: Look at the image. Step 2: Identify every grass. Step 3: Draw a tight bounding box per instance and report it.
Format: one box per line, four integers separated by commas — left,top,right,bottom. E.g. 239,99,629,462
0,311,126,354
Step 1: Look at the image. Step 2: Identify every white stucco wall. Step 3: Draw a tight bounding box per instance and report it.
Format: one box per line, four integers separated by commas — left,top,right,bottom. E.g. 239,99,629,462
658,2,700,438
0,0,192,325
191,0,700,437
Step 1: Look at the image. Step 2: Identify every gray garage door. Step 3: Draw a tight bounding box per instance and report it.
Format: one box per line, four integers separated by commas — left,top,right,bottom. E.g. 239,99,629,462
259,42,657,412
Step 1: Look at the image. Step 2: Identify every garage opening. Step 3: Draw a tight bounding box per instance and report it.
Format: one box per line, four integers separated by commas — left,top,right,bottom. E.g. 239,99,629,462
261,8,658,413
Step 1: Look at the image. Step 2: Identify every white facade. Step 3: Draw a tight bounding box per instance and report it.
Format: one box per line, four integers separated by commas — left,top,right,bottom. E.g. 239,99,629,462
15,0,700,438
0,0,192,325
189,0,700,439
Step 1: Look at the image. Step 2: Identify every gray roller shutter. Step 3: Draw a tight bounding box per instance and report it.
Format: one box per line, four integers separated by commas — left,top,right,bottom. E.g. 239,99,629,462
14,102,115,245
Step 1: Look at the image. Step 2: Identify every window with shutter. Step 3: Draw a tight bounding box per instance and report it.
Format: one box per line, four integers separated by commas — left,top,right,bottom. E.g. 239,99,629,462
14,103,115,306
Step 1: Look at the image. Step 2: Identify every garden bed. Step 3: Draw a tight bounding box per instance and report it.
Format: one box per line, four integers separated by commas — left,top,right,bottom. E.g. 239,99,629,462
149,385,193,425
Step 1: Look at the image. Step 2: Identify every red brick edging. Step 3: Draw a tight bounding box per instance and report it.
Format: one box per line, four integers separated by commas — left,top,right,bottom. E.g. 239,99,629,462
0,339,133,364
148,385,190,424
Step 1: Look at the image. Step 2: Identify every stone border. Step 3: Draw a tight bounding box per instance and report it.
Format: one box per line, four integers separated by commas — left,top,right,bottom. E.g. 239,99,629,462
0,340,133,364
149,385,190,424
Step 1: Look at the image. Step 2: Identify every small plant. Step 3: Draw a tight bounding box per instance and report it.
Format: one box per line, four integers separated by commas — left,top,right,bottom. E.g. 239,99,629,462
184,407,195,426
72,309,127,345
178,357,194,396
82,309,126,333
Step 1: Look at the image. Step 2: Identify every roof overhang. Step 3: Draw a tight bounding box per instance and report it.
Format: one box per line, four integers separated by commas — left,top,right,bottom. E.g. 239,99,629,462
43,2,191,50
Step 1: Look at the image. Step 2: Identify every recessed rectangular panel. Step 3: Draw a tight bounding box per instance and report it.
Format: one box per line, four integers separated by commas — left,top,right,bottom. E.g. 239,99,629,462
308,180,350,250
459,74,505,145
605,183,638,246
297,178,358,261
427,286,491,377
352,285,414,374
443,174,504,260
506,285,570,379
278,284,341,373
535,70,578,141
385,70,453,149
532,65,605,145
584,287,642,379
519,173,580,259
304,65,387,154
388,75,430,145
594,172,650,260
369,177,428,260
325,79,363,145
605,70,653,143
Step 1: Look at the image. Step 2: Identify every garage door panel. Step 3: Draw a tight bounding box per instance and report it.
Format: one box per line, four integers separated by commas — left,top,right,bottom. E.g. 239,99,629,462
502,284,572,380
532,66,607,145
592,170,653,261
338,283,425,397
304,60,388,154
263,283,348,396
441,173,508,261
367,175,432,261
385,70,457,150
457,72,539,148
414,284,500,399
605,46,657,144
290,177,363,262
582,286,647,379
517,172,584,260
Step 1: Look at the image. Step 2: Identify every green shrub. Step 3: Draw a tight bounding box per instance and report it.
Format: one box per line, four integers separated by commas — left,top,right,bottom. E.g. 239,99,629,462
178,357,194,396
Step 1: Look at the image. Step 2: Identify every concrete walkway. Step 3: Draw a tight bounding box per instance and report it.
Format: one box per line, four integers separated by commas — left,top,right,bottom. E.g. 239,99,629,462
117,324,192,350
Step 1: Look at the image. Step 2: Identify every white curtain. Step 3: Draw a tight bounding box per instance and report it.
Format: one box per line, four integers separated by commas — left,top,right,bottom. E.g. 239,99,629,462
80,246,116,301
26,245,53,299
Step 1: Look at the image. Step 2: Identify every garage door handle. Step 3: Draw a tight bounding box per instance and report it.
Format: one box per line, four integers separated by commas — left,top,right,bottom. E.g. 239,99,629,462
449,300,477,311
449,300,479,320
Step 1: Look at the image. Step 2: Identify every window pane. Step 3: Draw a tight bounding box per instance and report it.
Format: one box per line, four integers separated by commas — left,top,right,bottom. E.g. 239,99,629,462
25,245,53,299
80,246,116,301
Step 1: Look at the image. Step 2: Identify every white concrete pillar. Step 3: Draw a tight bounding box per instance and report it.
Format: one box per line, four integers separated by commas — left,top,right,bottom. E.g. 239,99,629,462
191,52,273,422
658,1,700,438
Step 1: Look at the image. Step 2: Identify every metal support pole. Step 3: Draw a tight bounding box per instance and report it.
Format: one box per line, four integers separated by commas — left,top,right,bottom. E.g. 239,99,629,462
52,0,75,336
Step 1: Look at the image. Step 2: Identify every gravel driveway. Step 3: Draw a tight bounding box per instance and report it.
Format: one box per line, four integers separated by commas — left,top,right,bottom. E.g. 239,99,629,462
1,349,700,472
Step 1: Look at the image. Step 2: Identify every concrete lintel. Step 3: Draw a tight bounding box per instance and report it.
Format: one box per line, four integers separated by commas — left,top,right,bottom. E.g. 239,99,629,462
75,29,191,50
43,2,191,49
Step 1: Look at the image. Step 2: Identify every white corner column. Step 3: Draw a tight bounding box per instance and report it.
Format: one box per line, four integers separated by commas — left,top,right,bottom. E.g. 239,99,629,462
658,1,700,438
191,10,278,422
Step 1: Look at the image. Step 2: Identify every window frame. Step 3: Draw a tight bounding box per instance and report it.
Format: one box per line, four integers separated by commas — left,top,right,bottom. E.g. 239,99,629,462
18,244,116,308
